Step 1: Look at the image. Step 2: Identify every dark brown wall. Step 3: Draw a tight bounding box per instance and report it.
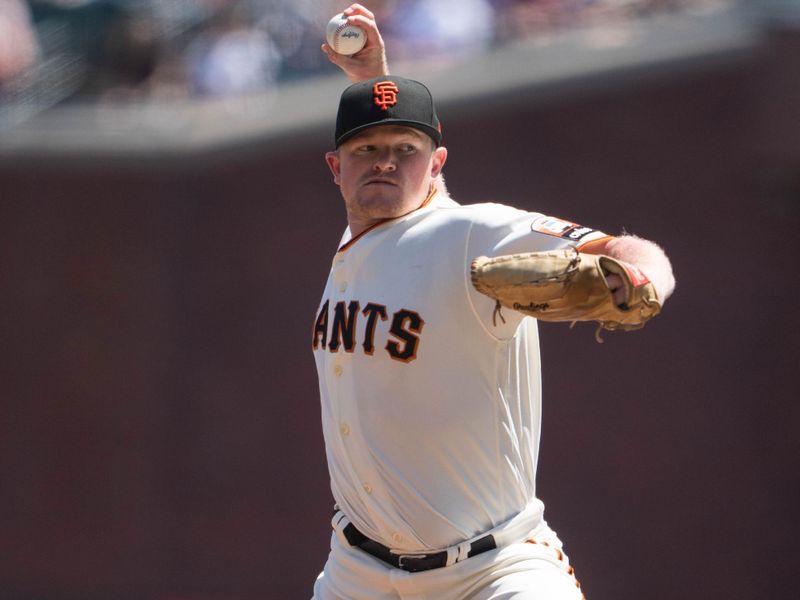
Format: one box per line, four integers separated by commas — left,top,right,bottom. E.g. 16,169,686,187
1,31,798,600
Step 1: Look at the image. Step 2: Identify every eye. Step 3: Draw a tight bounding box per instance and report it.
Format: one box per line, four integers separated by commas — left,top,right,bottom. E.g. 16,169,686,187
398,143,417,154
355,144,375,154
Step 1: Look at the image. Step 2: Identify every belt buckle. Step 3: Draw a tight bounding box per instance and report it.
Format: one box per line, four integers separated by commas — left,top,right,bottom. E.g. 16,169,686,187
397,553,427,571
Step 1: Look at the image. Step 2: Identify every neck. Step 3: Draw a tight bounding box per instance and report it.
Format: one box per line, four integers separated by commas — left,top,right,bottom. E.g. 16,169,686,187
347,188,437,239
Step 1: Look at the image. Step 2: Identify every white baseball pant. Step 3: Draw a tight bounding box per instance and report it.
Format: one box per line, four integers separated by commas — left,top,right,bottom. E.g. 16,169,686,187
312,504,585,600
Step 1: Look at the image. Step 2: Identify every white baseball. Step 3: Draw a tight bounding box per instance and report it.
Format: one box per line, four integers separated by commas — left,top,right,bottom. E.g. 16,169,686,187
326,13,366,56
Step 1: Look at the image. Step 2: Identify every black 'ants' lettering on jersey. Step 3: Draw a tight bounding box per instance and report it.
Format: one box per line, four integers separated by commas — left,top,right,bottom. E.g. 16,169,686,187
386,309,425,363
329,300,360,353
312,300,424,363
361,303,388,355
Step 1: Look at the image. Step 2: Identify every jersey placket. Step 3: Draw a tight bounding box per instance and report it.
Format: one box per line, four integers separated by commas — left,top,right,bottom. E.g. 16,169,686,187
327,252,354,470
329,253,380,515
332,245,412,547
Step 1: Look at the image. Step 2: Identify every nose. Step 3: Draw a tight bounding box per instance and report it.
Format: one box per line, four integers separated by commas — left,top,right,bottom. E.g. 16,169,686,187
373,149,397,173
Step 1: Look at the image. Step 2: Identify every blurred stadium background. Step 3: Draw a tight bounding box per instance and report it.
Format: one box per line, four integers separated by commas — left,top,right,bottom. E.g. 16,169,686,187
1,1,799,599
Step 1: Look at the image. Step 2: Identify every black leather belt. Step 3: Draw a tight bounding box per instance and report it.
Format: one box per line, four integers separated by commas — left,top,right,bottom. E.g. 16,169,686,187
341,520,497,573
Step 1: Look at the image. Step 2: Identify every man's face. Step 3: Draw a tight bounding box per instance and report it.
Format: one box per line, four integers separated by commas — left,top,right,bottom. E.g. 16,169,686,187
325,125,447,228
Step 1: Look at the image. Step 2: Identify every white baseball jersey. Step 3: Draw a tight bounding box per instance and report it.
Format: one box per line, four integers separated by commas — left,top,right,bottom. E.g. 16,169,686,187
312,191,610,554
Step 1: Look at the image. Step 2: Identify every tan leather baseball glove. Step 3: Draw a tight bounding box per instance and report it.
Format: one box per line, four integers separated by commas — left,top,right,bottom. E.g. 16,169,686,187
470,249,661,341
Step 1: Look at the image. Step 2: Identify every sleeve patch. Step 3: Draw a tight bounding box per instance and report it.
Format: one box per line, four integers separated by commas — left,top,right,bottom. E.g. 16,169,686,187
531,216,597,242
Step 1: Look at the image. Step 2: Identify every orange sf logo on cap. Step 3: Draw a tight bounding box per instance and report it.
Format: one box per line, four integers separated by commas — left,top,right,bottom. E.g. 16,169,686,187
373,81,399,111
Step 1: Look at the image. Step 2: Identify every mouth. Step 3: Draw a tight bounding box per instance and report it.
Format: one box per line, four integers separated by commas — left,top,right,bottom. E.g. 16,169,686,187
363,178,398,187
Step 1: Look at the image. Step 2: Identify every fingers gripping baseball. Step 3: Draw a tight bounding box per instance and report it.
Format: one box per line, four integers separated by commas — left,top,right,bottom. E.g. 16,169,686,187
322,4,388,83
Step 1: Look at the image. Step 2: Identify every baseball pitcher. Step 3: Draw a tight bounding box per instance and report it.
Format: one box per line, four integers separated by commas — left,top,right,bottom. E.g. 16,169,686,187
312,5,675,599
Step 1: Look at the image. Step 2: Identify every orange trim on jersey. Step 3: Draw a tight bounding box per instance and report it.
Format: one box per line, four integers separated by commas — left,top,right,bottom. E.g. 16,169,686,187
337,188,438,254
576,234,615,253
337,219,386,254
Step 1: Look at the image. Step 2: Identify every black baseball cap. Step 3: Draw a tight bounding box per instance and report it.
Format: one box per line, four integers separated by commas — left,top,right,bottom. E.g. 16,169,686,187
335,75,442,148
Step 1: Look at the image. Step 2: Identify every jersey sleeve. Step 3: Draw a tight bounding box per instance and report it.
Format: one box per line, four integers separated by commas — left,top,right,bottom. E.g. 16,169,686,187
484,210,611,256
464,203,613,338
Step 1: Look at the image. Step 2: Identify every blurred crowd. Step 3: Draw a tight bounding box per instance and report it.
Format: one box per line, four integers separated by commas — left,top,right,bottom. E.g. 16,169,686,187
1,0,734,121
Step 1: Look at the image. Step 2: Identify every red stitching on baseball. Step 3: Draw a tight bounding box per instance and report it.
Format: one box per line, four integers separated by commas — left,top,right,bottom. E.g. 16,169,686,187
334,20,347,52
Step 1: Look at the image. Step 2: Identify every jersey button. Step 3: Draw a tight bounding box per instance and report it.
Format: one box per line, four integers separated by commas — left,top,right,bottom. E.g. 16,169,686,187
340,422,350,436
392,532,403,544
339,281,348,292
362,483,372,494
333,365,343,376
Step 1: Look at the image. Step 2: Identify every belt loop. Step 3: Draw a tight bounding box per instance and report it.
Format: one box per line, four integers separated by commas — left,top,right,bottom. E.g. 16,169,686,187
444,546,459,567
456,541,471,563
332,510,347,530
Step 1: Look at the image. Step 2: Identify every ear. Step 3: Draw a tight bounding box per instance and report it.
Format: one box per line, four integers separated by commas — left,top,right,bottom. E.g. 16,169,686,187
325,151,341,185
430,146,448,178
